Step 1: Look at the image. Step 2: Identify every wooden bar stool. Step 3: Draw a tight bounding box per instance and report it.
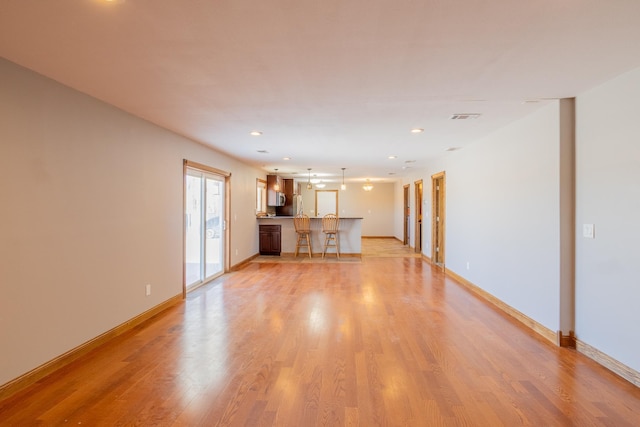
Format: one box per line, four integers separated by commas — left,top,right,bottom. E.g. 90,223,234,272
293,213,312,258
322,213,340,258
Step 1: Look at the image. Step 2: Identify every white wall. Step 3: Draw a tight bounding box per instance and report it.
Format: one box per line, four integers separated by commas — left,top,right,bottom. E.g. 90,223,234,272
396,67,640,377
575,67,640,372
0,59,264,386
400,103,563,332
444,103,561,329
299,181,396,237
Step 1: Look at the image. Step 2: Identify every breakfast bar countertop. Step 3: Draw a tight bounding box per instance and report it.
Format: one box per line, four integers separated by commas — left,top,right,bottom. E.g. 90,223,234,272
257,216,363,255
257,216,363,219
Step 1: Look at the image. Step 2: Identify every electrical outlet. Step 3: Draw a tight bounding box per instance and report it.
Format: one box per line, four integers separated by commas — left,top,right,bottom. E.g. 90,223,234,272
145,284,151,296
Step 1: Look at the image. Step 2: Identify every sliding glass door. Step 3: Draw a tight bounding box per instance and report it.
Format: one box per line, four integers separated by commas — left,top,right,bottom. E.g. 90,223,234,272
185,168,225,290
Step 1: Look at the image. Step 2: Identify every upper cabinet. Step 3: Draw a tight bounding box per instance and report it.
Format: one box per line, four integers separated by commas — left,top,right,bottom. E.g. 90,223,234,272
276,179,295,216
267,175,285,206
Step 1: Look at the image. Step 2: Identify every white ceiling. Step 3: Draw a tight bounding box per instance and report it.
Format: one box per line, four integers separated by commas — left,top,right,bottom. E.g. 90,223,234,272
2,0,640,184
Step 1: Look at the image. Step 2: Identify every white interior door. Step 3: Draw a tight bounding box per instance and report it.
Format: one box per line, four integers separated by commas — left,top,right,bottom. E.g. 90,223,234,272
316,190,338,217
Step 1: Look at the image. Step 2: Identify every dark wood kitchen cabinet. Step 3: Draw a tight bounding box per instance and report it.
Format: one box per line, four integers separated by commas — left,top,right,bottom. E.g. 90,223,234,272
259,224,281,255
267,175,284,206
276,178,295,216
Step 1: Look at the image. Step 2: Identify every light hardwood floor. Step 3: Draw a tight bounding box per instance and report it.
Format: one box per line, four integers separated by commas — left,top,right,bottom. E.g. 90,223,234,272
252,237,421,263
1,239,639,425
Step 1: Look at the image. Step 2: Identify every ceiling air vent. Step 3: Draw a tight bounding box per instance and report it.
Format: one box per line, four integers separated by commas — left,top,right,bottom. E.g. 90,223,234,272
450,113,481,120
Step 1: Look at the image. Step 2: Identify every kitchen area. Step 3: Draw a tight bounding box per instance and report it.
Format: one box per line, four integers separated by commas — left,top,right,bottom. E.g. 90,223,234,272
257,174,363,257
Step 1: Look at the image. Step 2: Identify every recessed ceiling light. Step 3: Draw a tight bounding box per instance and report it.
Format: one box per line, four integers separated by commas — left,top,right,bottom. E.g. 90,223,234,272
388,155,397,159
283,157,291,160
404,160,416,164
388,172,396,175
446,147,461,152
250,131,262,136
257,150,269,154
411,128,424,133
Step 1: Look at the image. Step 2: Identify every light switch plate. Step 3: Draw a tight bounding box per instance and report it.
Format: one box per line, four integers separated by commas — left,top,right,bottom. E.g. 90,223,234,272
583,224,595,239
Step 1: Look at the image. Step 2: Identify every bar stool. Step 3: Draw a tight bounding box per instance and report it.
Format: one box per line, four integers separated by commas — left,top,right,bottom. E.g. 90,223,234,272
293,213,312,258
322,213,340,258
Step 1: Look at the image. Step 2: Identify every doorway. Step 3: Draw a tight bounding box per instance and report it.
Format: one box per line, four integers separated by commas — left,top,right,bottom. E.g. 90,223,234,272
414,180,423,253
184,162,229,292
315,190,338,217
403,184,410,245
431,172,446,268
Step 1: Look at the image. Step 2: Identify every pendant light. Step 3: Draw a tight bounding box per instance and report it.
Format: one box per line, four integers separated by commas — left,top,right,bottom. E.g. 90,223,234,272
307,168,312,190
363,179,373,191
273,169,280,192
340,167,346,191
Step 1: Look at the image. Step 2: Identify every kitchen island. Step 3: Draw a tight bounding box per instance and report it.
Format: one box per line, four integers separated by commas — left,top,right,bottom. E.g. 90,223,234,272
257,216,363,256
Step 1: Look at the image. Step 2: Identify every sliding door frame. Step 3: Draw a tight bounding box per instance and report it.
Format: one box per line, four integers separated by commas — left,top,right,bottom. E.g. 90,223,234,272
183,160,231,296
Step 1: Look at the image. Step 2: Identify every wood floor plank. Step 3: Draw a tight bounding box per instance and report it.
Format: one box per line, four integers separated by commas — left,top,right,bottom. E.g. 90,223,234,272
1,239,640,426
